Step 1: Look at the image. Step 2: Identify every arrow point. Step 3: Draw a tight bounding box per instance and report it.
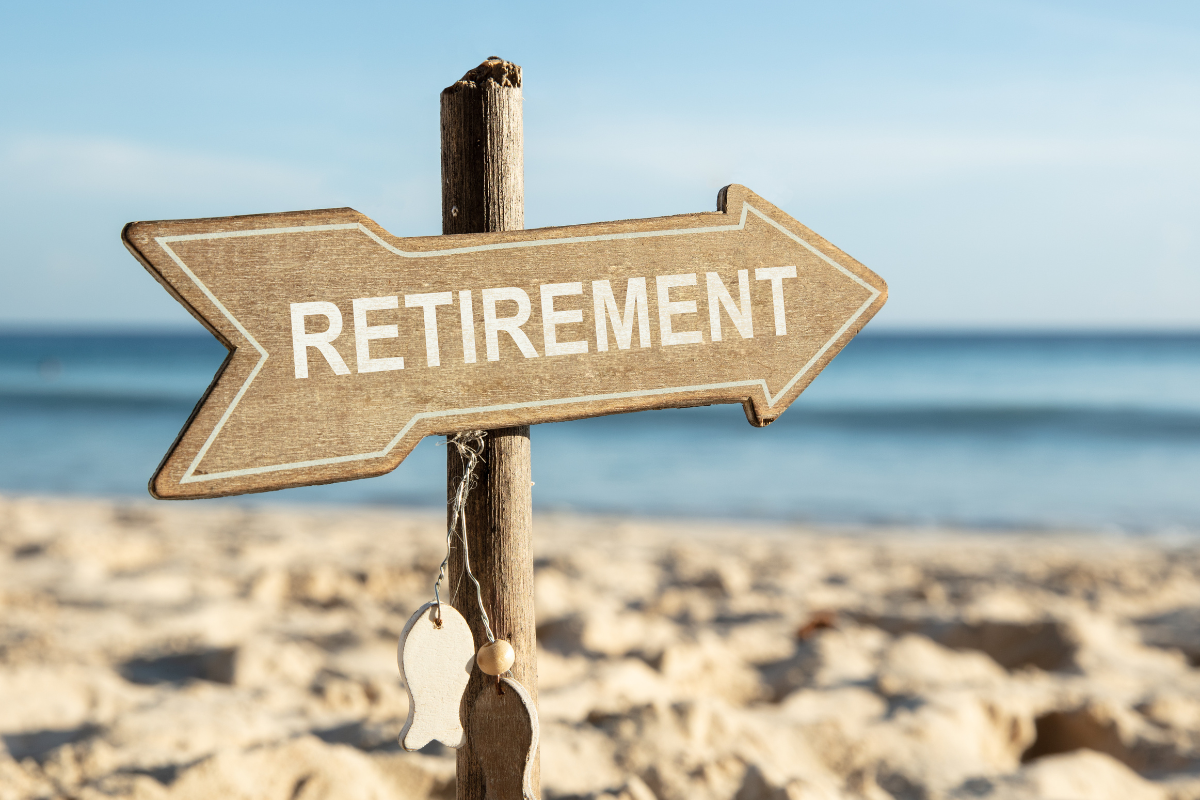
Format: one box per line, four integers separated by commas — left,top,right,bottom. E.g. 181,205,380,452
715,184,888,428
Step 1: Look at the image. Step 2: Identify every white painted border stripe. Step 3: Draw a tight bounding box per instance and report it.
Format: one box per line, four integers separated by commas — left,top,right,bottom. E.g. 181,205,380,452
181,380,768,481
155,239,271,484
159,203,880,485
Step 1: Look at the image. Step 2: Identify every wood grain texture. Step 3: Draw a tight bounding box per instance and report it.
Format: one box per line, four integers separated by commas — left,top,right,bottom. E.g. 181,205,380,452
121,180,886,500
441,56,539,800
449,429,537,800
441,57,522,236
469,677,539,800
397,602,475,751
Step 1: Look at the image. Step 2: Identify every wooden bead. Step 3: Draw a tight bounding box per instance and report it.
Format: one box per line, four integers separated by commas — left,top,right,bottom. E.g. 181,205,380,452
476,640,515,675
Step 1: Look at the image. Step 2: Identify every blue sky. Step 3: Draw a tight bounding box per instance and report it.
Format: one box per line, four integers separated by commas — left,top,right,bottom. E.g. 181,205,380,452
2,0,1197,330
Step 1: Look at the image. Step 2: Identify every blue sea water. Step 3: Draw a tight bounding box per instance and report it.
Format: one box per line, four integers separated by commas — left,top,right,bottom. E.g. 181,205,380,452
1,331,1197,533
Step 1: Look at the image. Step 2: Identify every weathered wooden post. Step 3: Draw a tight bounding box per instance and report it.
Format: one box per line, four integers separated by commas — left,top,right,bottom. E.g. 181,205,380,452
441,57,539,800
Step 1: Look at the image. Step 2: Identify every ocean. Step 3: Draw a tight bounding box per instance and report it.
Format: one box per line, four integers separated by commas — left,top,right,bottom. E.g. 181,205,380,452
1,331,1197,533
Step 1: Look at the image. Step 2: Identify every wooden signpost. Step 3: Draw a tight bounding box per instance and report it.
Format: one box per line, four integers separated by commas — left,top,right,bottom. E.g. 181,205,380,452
122,188,885,500
124,57,886,800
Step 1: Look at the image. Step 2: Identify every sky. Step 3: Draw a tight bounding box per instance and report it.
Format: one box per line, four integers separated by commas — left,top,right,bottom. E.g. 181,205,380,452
1,0,1198,331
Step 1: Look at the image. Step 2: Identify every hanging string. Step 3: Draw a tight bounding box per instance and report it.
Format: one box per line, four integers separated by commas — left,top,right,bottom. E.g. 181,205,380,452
432,430,496,644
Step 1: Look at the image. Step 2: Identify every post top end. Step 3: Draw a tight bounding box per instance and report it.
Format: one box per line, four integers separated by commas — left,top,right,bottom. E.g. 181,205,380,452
443,57,522,95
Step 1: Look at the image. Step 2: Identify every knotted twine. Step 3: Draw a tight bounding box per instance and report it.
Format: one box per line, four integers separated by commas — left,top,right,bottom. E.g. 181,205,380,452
432,431,496,644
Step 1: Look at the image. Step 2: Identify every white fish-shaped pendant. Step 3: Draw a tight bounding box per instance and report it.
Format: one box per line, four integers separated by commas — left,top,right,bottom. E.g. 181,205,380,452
397,601,475,750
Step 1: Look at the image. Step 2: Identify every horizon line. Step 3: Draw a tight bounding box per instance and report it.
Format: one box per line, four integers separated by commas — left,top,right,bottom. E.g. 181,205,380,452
1,323,1198,338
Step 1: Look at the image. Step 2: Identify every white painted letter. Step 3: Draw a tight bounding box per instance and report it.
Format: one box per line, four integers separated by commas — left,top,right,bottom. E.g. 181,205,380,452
540,282,588,357
706,270,753,341
755,266,797,336
459,290,477,364
655,273,703,346
405,292,453,367
592,278,650,352
483,287,539,361
291,301,350,378
352,296,404,373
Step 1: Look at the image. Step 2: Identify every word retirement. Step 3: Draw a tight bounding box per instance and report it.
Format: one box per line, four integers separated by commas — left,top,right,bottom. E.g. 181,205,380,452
291,267,798,379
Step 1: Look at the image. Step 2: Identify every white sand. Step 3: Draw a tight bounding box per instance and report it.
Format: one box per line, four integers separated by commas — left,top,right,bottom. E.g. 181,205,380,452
1,494,1198,800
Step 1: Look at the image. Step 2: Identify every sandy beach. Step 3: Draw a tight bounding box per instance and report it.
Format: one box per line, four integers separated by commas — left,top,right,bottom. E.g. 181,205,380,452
1,494,1198,800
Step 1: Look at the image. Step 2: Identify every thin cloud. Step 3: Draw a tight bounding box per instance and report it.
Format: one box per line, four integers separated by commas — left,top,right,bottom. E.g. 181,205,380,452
533,120,1199,203
0,135,327,204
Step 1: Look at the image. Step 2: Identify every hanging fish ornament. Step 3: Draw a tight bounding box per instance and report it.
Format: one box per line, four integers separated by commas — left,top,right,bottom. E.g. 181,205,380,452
397,601,475,751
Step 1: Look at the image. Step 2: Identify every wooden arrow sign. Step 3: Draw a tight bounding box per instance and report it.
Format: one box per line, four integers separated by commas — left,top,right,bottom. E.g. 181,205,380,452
123,184,886,499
